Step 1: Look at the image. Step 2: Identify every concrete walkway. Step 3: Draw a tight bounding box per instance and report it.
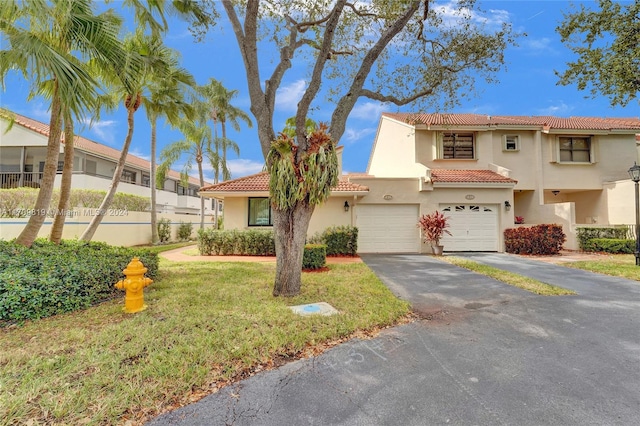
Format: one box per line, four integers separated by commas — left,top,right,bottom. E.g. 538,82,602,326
159,245,362,264
147,252,640,425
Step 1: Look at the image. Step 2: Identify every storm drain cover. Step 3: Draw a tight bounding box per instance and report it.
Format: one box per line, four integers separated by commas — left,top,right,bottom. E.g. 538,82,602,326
289,302,338,316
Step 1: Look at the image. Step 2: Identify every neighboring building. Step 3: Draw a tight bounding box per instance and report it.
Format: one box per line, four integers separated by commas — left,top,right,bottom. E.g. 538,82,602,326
201,113,640,253
0,111,213,216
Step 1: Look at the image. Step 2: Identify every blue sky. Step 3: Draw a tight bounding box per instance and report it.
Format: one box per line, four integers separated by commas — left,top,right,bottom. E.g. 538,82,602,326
1,1,637,183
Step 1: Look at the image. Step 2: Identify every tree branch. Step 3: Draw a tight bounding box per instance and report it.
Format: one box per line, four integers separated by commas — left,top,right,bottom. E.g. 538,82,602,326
360,87,435,106
295,0,348,153
330,0,422,142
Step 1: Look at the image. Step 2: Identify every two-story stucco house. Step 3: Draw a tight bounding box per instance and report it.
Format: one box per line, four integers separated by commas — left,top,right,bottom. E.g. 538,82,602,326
0,111,211,215
202,112,640,253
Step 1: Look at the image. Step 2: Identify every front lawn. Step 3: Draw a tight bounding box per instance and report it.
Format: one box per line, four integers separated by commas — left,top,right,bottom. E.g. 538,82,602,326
562,254,640,281
0,260,409,425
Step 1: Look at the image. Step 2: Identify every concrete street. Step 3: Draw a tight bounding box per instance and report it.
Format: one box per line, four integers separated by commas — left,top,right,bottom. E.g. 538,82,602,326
148,253,640,425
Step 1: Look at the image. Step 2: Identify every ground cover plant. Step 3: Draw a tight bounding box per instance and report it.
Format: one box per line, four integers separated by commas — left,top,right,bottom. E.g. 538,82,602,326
0,240,158,323
561,254,640,281
441,256,576,296
0,260,410,425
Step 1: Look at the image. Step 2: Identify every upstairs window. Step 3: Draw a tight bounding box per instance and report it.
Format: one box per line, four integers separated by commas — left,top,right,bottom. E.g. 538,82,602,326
248,197,272,226
559,136,591,162
442,133,475,159
503,135,520,151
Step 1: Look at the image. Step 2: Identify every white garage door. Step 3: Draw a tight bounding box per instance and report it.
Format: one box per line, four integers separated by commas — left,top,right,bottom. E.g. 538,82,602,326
356,204,420,253
440,204,498,251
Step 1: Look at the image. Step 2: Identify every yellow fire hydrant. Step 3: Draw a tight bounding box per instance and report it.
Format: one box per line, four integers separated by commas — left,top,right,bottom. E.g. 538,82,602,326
115,257,153,313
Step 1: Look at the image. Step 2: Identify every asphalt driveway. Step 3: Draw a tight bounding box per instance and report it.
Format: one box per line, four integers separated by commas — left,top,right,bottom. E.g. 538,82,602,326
148,254,640,425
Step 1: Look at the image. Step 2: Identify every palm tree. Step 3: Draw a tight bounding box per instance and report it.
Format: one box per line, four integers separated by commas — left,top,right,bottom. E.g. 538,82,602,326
0,0,132,247
199,79,252,226
145,64,195,244
157,120,213,230
79,32,177,242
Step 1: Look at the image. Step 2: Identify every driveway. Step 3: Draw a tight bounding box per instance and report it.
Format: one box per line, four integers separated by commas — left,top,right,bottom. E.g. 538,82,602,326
148,254,640,425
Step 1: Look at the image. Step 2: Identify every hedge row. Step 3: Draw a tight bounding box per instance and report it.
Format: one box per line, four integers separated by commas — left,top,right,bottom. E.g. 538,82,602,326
197,229,276,256
0,188,149,217
582,238,635,254
303,244,327,269
504,224,566,255
577,227,632,251
0,239,158,323
309,225,358,256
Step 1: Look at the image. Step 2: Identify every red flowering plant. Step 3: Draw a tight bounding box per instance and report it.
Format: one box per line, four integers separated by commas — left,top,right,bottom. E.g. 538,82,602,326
515,216,525,224
417,211,452,246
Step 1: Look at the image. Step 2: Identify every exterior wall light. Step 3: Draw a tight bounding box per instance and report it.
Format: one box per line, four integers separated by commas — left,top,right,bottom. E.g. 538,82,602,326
344,201,350,212
504,201,511,211
552,190,560,196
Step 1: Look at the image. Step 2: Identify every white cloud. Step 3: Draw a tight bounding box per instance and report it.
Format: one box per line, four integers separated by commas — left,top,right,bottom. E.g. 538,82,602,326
275,79,306,111
129,149,150,162
434,2,511,29
343,127,376,144
537,101,573,116
350,101,388,120
227,159,265,178
28,103,51,122
521,37,557,56
78,118,118,145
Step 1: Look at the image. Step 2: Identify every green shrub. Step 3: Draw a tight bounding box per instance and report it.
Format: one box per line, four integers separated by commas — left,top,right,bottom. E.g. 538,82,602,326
0,239,158,323
577,226,631,250
303,244,326,269
583,238,635,254
177,221,193,241
197,229,275,256
309,225,358,256
504,224,566,255
158,218,172,243
0,188,149,217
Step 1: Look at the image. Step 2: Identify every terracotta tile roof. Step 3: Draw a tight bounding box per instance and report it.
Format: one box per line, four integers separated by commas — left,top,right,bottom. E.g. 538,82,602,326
431,169,517,184
1,110,205,187
383,112,640,131
200,171,369,193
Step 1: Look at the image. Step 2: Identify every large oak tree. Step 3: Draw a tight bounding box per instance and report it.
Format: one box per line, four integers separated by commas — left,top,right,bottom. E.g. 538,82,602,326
201,0,516,295
556,0,639,107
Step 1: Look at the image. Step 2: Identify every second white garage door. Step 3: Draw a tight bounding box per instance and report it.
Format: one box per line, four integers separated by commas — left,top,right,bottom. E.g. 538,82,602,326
439,204,498,251
356,204,420,253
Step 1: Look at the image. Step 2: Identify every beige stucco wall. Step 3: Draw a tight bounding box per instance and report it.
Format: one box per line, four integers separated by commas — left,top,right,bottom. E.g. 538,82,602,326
367,117,427,177
0,211,208,246
220,196,355,237
603,179,637,224
540,134,635,190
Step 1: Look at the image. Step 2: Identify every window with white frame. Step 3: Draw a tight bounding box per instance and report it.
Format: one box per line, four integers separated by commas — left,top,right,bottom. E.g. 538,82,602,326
559,136,591,162
503,135,520,151
440,133,475,159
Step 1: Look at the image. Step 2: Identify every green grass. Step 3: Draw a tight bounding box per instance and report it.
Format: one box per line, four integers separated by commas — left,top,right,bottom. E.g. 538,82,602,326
440,256,576,296
561,254,640,281
0,260,409,426
139,241,196,254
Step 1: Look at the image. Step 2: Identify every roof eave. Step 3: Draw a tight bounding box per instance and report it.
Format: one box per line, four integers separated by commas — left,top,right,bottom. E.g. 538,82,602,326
432,182,516,188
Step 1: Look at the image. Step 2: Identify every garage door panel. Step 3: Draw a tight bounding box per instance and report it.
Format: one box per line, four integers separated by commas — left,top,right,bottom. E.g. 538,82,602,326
440,204,498,252
356,205,419,253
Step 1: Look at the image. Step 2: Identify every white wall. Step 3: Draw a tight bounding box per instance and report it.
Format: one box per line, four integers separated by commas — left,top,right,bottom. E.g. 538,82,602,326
0,211,211,246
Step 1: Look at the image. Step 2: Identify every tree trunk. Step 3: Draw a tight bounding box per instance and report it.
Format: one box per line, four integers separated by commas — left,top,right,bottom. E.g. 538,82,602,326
50,107,74,244
15,86,63,247
80,104,136,242
272,201,314,296
150,117,159,244
198,160,205,230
